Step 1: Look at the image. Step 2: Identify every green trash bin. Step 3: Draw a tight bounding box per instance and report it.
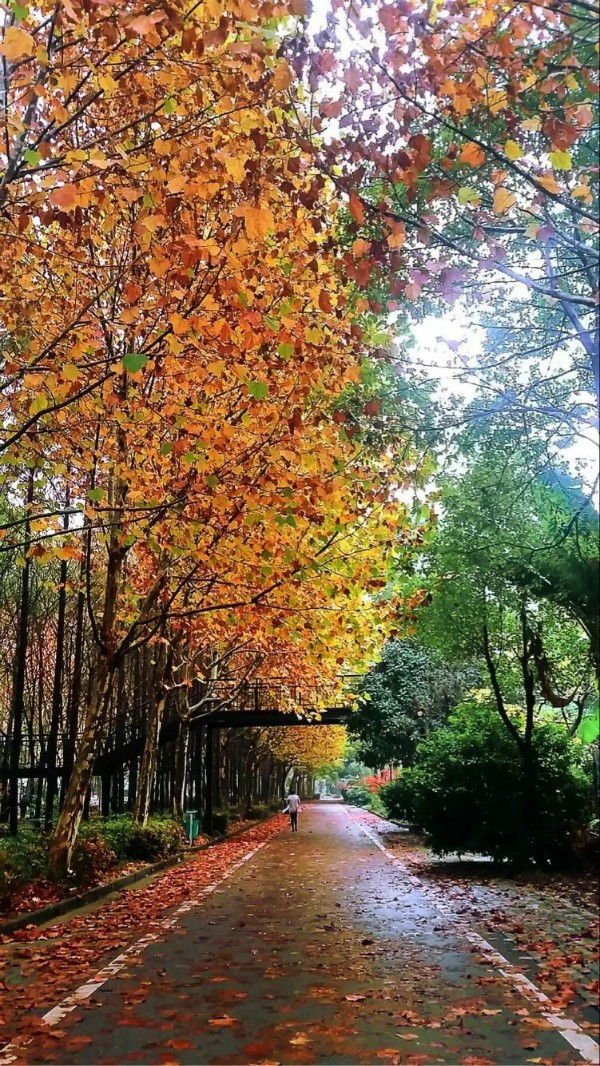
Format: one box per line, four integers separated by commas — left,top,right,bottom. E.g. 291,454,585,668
184,810,200,843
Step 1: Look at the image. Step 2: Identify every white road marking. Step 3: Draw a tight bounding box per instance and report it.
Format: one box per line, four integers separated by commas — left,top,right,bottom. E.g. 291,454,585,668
351,813,600,1065
0,841,268,1064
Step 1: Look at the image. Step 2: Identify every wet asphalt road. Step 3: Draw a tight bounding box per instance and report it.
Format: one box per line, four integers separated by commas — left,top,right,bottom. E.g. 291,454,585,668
16,804,582,1065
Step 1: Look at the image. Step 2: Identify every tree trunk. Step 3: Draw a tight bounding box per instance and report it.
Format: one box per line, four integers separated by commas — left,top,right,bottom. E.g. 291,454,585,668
48,656,114,877
9,467,35,835
48,528,124,878
172,721,189,820
62,574,85,803
132,641,170,826
44,494,70,829
132,691,167,825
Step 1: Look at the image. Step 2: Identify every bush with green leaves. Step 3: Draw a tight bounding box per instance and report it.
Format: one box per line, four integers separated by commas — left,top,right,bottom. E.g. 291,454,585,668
381,702,592,866
125,818,183,861
98,815,136,860
82,815,183,863
0,831,48,908
245,803,270,820
340,785,373,807
379,774,419,824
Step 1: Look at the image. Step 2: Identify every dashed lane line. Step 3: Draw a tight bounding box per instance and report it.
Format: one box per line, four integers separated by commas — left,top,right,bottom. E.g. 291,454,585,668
0,840,269,1065
351,813,599,1065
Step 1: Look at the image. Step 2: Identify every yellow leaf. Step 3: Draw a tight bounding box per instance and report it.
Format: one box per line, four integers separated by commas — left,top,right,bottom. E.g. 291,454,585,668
62,363,81,382
488,88,508,113
504,139,524,160
169,313,191,335
225,156,248,183
526,222,540,239
493,187,516,215
549,149,571,170
99,73,118,98
458,186,481,206
305,327,322,345
0,26,36,61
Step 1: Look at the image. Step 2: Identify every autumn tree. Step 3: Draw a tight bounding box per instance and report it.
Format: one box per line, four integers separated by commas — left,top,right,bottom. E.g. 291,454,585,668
1,0,421,871
259,724,347,794
292,0,598,422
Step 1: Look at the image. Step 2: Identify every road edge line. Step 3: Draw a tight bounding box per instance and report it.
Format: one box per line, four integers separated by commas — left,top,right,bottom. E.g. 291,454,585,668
350,812,599,1065
0,840,269,1064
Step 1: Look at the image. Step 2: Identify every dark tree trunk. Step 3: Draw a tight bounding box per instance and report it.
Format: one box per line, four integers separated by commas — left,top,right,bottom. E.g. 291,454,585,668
45,492,70,829
9,467,35,835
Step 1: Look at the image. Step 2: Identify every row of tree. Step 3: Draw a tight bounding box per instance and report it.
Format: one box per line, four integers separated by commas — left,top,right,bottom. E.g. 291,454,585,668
0,0,419,875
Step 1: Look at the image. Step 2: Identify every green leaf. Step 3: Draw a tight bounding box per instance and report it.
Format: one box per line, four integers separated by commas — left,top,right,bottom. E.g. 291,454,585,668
206,474,219,488
458,186,481,205
23,148,40,167
159,441,172,456
122,352,148,373
247,380,268,400
549,148,571,170
164,97,176,115
10,2,29,21
87,488,103,503
278,342,294,360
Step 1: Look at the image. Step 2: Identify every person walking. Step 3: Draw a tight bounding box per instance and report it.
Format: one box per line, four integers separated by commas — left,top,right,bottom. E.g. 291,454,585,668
284,790,301,832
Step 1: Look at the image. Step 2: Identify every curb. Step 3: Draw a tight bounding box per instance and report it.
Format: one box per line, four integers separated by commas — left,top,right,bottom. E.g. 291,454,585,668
0,815,278,937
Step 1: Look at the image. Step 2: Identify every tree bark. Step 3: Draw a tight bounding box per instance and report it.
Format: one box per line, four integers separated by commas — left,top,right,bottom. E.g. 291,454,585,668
48,530,124,877
9,467,35,835
48,655,114,876
132,641,170,826
45,489,70,830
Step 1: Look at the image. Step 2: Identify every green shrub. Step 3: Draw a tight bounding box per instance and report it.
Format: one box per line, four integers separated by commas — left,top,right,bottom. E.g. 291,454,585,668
85,815,183,862
380,773,420,824
0,831,48,908
211,810,229,836
126,818,183,861
341,785,373,808
99,815,136,860
387,702,593,866
70,834,117,888
368,792,387,817
245,803,269,820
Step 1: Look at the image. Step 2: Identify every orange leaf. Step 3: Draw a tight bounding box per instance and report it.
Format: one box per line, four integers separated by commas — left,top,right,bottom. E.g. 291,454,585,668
235,205,275,239
49,184,79,210
459,143,485,167
387,221,406,248
348,190,365,225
